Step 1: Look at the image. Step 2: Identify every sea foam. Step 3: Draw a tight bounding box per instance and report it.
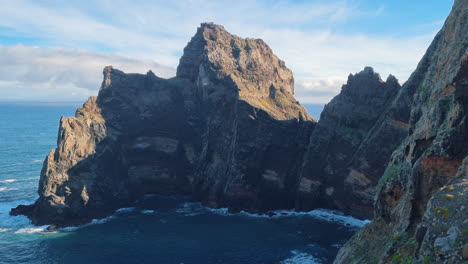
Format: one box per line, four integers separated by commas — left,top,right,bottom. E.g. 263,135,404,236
280,250,321,264
14,227,48,234
0,187,17,192
115,207,136,214
141,210,156,214
0,179,17,183
177,202,370,228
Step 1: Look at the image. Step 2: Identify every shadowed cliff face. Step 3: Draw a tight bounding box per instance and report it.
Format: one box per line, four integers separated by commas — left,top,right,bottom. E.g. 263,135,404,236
335,0,468,263
297,67,402,218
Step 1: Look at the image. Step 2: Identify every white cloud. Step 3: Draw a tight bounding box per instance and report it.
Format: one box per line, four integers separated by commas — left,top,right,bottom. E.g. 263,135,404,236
0,0,443,104
0,45,175,101
295,77,345,104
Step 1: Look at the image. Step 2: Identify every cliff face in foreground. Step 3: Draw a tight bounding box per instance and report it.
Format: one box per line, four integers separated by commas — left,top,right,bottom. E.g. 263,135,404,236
335,0,468,262
11,22,404,227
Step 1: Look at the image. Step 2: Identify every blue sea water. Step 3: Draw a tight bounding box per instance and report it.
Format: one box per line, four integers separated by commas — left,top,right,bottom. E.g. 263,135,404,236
303,104,325,120
0,102,367,264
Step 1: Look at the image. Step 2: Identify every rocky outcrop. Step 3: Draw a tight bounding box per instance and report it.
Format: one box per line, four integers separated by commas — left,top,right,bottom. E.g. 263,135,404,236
14,12,466,264
11,23,316,226
335,0,468,262
297,67,402,218
11,21,407,228
175,23,315,212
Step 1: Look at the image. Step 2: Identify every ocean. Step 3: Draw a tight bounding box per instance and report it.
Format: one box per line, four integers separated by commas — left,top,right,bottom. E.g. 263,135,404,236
0,102,367,264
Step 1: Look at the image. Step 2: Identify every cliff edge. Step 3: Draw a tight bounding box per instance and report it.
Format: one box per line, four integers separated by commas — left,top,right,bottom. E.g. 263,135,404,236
335,0,468,262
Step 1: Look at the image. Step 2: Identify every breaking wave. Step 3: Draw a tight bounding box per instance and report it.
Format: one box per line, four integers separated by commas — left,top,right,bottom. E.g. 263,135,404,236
280,250,321,264
0,179,17,183
0,187,17,192
177,202,370,228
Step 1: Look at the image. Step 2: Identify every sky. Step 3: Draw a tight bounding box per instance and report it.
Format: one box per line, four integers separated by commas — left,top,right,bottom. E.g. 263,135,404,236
0,0,454,104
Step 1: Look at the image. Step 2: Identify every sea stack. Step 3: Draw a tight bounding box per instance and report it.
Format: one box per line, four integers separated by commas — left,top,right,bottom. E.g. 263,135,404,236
12,22,409,228
11,23,315,226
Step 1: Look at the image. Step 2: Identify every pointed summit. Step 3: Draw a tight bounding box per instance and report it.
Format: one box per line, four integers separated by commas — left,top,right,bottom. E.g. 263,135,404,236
177,22,312,121
177,23,294,94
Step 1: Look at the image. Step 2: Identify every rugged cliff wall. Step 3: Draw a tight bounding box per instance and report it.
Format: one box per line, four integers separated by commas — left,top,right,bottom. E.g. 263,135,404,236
12,20,406,226
175,23,316,212
11,21,408,228
11,23,317,227
335,0,468,262
16,1,466,262
297,67,402,218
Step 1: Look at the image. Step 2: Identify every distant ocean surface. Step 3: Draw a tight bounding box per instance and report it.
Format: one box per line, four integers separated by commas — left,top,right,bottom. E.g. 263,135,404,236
0,102,365,264
303,104,325,120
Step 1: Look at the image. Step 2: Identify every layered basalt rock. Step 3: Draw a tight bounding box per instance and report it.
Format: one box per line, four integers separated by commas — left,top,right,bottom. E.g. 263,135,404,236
335,0,468,262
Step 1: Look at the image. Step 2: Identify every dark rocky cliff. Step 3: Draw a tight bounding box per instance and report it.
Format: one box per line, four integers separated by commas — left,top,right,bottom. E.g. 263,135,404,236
11,23,317,226
12,8,467,261
297,67,402,218
11,22,404,227
11,0,468,263
335,0,468,262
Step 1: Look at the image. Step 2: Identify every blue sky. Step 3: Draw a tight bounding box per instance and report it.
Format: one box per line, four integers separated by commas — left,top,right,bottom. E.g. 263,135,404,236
0,0,454,103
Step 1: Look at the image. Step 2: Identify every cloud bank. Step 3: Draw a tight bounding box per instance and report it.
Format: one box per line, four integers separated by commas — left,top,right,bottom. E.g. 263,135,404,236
0,0,447,103
0,45,174,101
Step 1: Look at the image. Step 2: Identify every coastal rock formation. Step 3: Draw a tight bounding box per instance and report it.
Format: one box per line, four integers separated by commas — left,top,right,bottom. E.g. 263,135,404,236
13,9,467,263
176,23,315,211
11,21,408,228
11,23,316,226
297,67,402,218
335,0,468,262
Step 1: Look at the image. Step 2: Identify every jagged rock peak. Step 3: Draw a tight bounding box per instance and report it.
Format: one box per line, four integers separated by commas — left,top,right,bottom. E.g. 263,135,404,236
177,22,294,94
349,66,381,81
349,66,399,86
177,22,312,121
100,65,126,91
362,66,376,75
386,74,398,84
343,67,400,95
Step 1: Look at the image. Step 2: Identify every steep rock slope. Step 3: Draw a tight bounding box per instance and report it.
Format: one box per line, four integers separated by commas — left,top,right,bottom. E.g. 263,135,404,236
176,23,315,211
297,67,402,218
11,22,407,229
335,0,468,263
11,23,315,226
